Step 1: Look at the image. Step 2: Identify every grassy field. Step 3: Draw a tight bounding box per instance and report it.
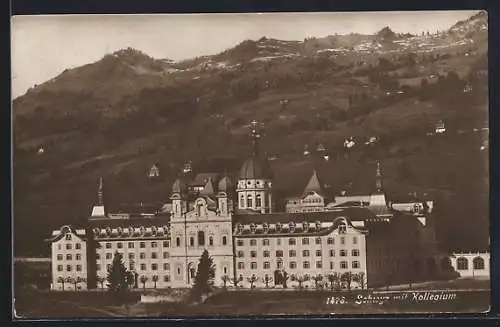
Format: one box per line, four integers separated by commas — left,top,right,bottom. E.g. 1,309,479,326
14,279,490,318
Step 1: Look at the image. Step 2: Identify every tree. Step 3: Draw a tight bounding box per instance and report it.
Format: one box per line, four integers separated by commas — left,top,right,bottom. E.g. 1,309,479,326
262,275,273,288
191,249,216,301
221,275,230,289
126,272,135,289
107,251,129,292
73,277,85,291
353,272,366,290
341,272,354,291
292,274,310,289
231,275,242,288
57,276,66,291
312,274,324,290
152,275,158,289
140,275,148,290
247,275,258,289
97,276,106,289
282,271,290,289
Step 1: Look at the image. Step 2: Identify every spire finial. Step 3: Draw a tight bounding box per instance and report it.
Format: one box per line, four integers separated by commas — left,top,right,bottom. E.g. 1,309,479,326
375,160,383,193
98,176,104,206
249,120,264,157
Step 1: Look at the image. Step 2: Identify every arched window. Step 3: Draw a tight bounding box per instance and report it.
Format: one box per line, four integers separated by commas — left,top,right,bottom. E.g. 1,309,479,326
303,222,309,232
247,194,253,208
276,223,282,232
263,223,269,233
198,231,205,246
237,223,243,233
209,236,214,246
176,237,181,247
338,222,347,234
190,237,195,247
473,257,485,270
250,224,256,233
222,236,227,246
256,194,262,207
240,194,245,208
315,221,321,231
457,257,469,270
289,222,296,232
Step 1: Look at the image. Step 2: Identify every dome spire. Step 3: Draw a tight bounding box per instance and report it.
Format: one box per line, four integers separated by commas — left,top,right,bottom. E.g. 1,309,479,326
249,120,264,157
97,176,104,206
375,160,383,193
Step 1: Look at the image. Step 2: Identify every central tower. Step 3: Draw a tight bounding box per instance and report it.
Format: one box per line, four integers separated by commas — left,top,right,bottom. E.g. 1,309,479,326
236,120,273,214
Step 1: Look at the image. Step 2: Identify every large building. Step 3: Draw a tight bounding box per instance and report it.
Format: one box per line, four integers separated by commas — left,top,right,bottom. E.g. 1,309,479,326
47,127,467,291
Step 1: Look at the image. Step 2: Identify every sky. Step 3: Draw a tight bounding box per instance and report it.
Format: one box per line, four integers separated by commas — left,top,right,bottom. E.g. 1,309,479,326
11,11,478,98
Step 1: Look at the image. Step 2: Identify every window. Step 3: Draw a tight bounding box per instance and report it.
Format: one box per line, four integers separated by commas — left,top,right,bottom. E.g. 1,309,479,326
302,250,310,257
152,264,158,271
340,236,345,245
129,263,135,271
473,257,485,270
289,222,296,232
264,262,270,269
57,254,63,260
351,249,360,257
263,224,269,233
352,261,360,269
247,195,253,208
163,252,169,259
256,194,262,207
66,244,72,250
339,223,347,234
76,264,82,272
164,275,170,282
57,265,63,272
289,238,296,245
140,242,146,248
340,249,347,257
163,263,170,270
276,250,284,257
302,238,309,245
289,250,297,257
327,237,334,245
140,253,146,259
250,239,257,246
105,243,111,249
222,236,227,246
290,261,297,269
277,239,281,246
316,250,322,257
65,234,72,241
151,241,158,248
251,262,257,269
352,236,358,245
263,250,270,257
276,223,282,232
277,261,283,269
197,231,205,246
75,243,81,250
66,265,72,272
76,254,81,261
240,195,245,208
329,250,335,257
140,264,146,271
251,251,257,258
262,239,270,246
163,241,169,247
128,242,134,249
237,240,244,246
457,257,469,270
238,251,244,258
129,253,135,259
176,237,181,247
96,254,100,260
238,262,245,269
340,261,348,269
315,237,321,245
107,264,111,270
303,261,310,269
316,261,322,268
117,242,123,249
105,253,112,259
329,262,334,269
189,237,195,247
151,252,157,259
58,244,62,250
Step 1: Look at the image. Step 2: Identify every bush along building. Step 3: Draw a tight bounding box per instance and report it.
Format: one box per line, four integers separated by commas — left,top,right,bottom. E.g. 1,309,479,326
47,124,473,291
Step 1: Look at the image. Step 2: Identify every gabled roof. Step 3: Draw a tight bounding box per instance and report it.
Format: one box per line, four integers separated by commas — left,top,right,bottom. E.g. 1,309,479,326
303,170,324,196
199,177,215,196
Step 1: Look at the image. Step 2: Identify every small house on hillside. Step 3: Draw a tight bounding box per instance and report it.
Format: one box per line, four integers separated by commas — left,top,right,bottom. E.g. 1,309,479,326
148,163,160,178
37,146,45,155
435,120,446,134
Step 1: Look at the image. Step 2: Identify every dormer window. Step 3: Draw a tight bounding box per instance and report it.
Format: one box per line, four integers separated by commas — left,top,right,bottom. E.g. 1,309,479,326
250,224,256,233
140,226,145,235
303,222,309,232
338,222,347,234
276,223,282,232
289,222,296,232
93,228,100,236
237,223,243,233
117,227,123,236
151,226,158,235
65,234,72,241
263,223,269,233
106,227,112,236
315,221,321,231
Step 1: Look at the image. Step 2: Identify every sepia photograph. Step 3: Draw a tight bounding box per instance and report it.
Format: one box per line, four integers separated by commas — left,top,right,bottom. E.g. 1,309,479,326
11,10,490,318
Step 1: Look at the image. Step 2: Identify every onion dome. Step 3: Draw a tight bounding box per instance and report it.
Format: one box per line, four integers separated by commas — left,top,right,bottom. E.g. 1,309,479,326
239,156,273,179
172,178,187,194
218,175,233,193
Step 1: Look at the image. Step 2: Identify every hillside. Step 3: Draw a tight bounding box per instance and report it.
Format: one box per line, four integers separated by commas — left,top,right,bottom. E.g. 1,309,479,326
13,11,489,257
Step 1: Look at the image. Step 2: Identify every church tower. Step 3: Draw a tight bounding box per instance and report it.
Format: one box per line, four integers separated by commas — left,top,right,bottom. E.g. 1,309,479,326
236,120,273,214
217,175,232,216
368,160,393,220
170,178,187,220
91,176,106,218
